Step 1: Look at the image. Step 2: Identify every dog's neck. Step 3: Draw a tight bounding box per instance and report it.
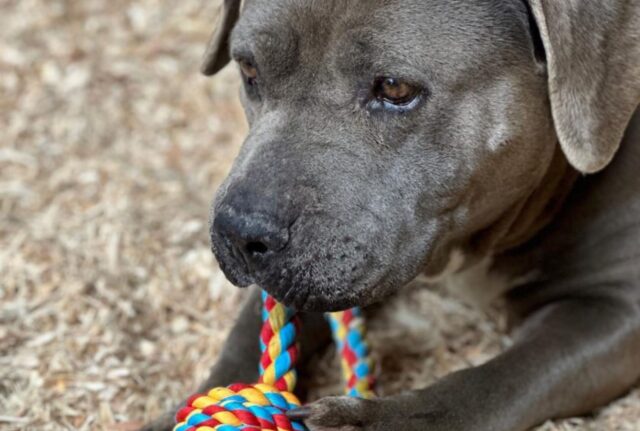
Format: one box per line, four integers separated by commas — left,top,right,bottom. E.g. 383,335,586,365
471,143,579,257
428,145,578,306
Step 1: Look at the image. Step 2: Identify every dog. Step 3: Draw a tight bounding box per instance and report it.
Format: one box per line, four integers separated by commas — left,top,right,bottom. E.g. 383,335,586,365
143,0,640,430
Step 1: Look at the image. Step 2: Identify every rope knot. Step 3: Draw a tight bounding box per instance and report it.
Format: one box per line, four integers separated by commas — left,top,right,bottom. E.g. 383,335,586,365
174,383,304,431
174,292,375,431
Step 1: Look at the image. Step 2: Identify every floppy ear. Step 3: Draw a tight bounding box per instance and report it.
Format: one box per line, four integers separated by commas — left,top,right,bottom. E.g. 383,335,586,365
201,0,242,76
528,0,640,173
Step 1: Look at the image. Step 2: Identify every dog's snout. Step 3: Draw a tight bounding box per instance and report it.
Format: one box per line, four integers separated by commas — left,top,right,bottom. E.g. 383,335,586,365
213,205,289,269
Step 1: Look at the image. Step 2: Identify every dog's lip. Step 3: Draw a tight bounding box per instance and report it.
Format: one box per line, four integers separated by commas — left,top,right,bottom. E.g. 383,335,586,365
211,238,256,287
285,281,380,312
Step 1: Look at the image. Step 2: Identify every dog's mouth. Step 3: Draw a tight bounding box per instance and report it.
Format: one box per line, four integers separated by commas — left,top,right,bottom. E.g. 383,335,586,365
210,200,396,312
213,237,377,311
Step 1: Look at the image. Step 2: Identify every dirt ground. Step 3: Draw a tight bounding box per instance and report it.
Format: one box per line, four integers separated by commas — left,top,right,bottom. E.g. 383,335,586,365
1,1,638,430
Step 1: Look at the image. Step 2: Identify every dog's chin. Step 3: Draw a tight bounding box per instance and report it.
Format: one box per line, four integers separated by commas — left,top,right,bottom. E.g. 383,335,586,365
262,286,366,312
258,274,388,312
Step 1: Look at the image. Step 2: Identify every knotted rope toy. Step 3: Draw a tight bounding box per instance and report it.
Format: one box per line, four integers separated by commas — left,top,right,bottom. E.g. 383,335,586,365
174,291,375,431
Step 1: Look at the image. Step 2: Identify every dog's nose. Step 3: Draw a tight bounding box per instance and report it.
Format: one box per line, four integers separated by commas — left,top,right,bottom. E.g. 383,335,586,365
213,207,289,268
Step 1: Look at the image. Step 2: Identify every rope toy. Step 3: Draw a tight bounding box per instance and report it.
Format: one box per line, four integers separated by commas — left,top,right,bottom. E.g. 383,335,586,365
174,291,375,431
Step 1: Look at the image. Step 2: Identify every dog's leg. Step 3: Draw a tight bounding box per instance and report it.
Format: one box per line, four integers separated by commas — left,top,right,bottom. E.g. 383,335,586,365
294,289,640,431
140,286,332,431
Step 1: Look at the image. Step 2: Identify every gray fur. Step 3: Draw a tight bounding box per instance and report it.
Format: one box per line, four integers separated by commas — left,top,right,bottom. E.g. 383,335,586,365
210,0,557,311
142,1,640,430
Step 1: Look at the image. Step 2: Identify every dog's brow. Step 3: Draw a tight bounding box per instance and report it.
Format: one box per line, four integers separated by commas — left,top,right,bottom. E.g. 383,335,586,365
230,24,298,77
334,33,427,82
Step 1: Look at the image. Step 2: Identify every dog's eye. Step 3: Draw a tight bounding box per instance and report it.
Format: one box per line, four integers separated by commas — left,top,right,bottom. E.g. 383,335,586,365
374,77,415,104
366,76,424,114
238,60,258,86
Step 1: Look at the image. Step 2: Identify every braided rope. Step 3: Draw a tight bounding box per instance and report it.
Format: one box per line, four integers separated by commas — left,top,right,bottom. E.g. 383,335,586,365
173,292,374,431
258,292,300,392
327,308,375,399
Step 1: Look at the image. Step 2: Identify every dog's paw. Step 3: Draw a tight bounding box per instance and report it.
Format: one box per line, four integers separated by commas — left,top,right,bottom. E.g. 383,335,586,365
137,412,175,431
287,396,379,431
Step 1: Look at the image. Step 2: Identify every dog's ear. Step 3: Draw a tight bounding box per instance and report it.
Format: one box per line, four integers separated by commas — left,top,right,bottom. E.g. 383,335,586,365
528,0,640,173
201,0,242,76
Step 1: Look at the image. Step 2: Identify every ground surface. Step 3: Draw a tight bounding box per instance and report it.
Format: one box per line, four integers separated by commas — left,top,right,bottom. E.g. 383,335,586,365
1,1,638,430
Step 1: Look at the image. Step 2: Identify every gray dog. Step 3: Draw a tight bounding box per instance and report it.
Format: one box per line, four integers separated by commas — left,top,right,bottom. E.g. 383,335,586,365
144,0,640,430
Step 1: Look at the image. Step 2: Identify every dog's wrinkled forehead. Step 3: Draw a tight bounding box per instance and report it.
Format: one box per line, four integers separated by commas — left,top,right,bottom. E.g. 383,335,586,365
231,0,533,84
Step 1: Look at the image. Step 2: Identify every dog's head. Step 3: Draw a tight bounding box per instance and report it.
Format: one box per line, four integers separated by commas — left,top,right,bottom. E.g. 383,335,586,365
205,0,640,311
